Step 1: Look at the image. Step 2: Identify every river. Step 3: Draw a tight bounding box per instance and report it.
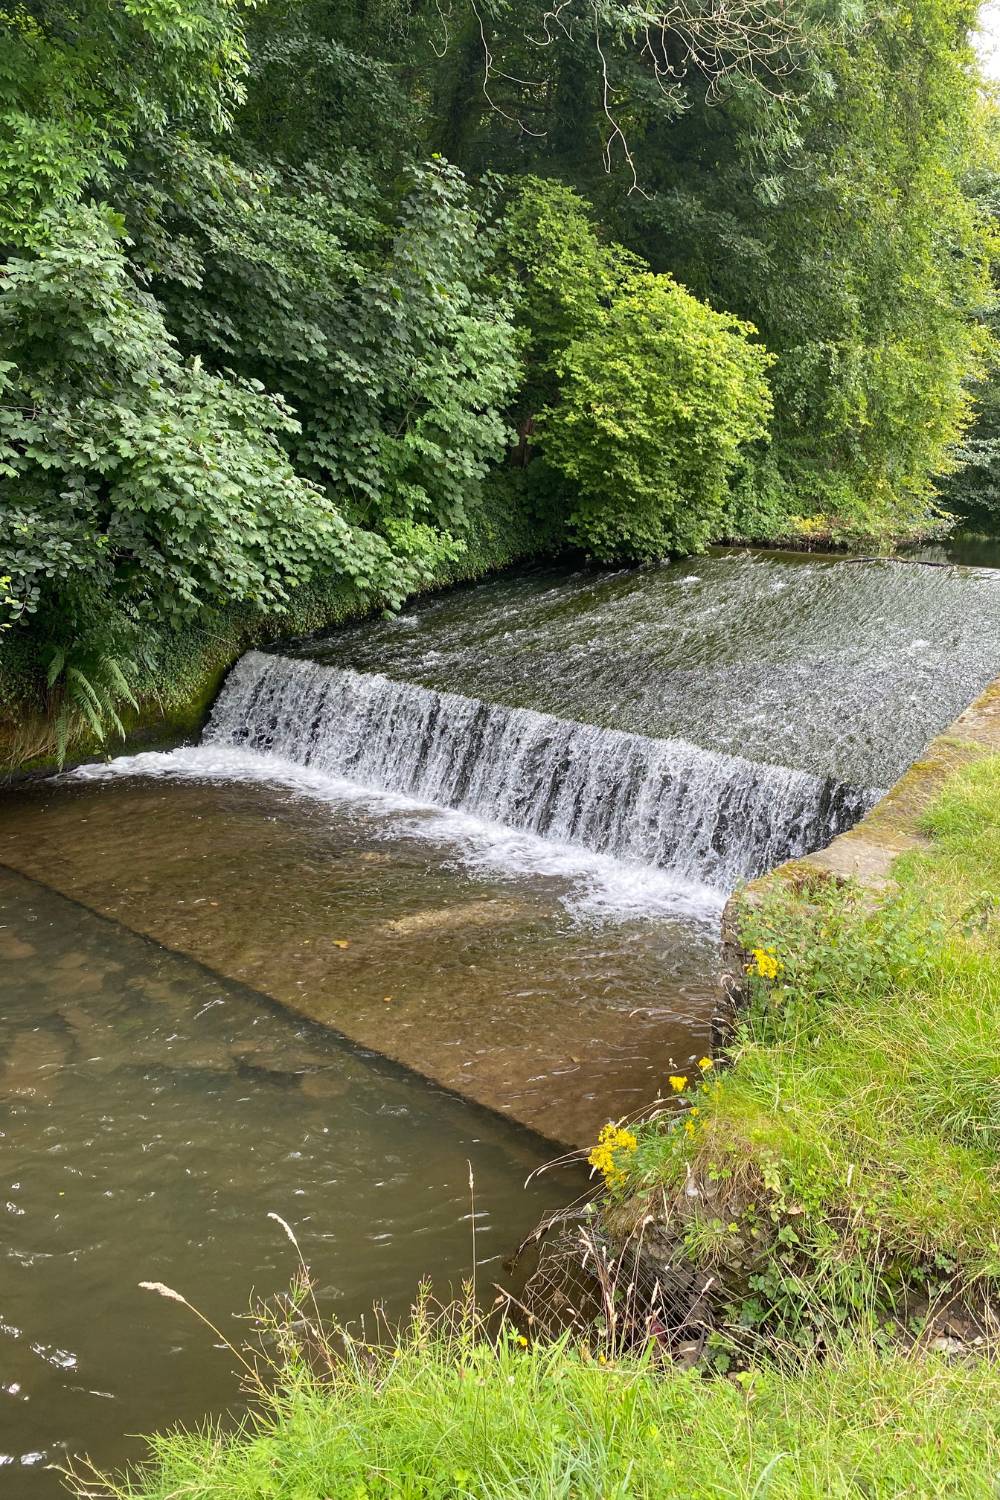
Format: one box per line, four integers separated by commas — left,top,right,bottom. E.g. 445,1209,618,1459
2,548,999,1491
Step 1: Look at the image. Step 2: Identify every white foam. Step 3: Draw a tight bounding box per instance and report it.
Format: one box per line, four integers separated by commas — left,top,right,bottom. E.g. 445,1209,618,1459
199,653,872,890
68,746,722,924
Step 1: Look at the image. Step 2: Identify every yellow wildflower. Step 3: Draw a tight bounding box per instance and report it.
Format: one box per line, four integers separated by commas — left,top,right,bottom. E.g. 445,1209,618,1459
668,1075,688,1093
683,1119,696,1136
747,947,782,981
698,1056,714,1071
515,1335,528,1347
587,1122,638,1188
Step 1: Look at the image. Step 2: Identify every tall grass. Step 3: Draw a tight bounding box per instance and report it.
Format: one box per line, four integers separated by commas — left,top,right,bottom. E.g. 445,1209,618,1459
71,1287,1000,1500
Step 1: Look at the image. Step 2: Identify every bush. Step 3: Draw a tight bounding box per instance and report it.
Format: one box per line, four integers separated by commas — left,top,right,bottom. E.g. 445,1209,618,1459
540,273,773,560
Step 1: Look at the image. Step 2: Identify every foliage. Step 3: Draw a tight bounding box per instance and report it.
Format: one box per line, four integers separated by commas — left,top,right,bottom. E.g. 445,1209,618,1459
616,756,1000,1343
0,203,434,756
498,177,774,559
0,205,398,626
74,1294,1000,1498
0,0,247,247
939,370,1000,523
420,0,995,541
238,0,417,172
123,147,522,555
936,113,1000,525
498,178,639,419
541,271,773,559
612,0,994,541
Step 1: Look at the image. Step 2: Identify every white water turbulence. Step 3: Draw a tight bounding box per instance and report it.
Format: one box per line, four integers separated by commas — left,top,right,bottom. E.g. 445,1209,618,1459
202,651,875,891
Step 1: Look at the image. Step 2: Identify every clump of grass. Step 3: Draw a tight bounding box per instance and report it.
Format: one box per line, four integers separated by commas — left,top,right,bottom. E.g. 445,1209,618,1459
71,1284,1000,1500
612,756,1000,1345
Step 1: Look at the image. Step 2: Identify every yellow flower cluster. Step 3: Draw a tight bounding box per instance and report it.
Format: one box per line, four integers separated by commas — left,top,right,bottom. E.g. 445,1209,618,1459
748,945,782,980
587,1122,638,1187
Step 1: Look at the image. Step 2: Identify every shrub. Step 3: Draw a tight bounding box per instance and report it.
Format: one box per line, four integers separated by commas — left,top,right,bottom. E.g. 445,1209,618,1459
540,273,774,560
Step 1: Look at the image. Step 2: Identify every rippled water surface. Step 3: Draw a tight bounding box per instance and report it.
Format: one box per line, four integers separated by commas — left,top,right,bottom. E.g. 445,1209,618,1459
295,551,1000,787
0,868,584,1492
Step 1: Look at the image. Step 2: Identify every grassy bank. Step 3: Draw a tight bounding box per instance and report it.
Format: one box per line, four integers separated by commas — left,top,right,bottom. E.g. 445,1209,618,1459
0,484,550,776
77,1302,1000,1498
602,754,1000,1347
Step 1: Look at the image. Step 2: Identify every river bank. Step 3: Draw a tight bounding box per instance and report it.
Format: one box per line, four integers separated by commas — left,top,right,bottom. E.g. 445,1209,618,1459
59,561,1000,1498
602,676,1000,1353
75,1304,1000,1498
0,488,550,778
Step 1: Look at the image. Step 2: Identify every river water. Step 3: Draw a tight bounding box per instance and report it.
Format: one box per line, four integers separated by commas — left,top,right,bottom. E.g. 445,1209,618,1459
2,549,999,1491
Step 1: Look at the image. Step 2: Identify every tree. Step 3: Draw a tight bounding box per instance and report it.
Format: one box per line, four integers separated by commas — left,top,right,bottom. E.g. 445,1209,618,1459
541,271,773,558
498,177,773,558
0,0,247,247
120,147,521,560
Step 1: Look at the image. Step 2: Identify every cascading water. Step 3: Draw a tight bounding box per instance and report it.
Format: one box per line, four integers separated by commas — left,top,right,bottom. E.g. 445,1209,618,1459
206,651,875,889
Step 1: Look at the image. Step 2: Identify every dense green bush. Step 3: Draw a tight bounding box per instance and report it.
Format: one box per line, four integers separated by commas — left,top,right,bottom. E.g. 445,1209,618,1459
0,0,248,247
123,148,521,549
500,177,773,558
0,206,386,628
541,272,773,559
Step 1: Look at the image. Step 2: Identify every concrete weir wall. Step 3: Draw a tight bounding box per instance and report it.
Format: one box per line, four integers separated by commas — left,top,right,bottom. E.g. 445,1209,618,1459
718,674,1000,1027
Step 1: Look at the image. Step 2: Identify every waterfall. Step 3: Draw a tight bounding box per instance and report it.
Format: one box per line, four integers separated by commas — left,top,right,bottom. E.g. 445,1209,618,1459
205,651,873,890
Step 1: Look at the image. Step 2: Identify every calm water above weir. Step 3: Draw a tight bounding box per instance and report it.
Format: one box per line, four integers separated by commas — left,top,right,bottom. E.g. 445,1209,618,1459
2,548,999,1492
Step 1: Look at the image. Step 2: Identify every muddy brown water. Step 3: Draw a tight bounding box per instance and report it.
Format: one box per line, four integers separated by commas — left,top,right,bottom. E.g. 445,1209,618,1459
0,774,710,1493
0,861,599,1491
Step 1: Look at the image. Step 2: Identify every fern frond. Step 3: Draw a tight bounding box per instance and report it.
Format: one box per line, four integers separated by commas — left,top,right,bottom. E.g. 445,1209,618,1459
65,665,105,720
46,647,66,689
101,655,140,711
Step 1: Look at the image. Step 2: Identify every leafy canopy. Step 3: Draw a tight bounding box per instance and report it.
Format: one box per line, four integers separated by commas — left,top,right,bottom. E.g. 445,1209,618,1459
0,0,248,247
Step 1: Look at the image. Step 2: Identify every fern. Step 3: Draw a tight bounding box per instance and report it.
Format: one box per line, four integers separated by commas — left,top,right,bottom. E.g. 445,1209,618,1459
45,624,155,767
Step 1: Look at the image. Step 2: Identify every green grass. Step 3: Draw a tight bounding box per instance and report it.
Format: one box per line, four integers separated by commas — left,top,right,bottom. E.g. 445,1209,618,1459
612,756,1000,1339
75,1310,1000,1499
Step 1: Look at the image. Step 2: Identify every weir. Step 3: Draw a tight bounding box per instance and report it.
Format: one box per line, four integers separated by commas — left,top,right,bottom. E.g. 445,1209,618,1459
3,552,999,1493
207,650,875,891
